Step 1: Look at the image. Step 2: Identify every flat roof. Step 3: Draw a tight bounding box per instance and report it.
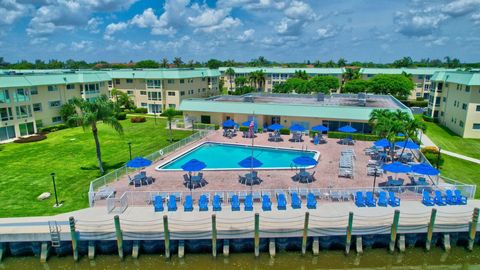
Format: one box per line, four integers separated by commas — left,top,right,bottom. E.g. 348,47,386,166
359,68,460,75
431,71,480,86
0,71,111,88
106,68,220,79
179,93,411,122
219,67,345,75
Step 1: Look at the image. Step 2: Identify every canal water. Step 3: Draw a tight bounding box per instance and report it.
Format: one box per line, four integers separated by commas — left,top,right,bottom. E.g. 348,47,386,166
2,248,480,270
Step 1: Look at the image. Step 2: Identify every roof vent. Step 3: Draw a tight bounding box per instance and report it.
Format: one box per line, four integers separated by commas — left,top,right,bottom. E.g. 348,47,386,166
317,92,325,101
243,95,254,103
358,93,367,106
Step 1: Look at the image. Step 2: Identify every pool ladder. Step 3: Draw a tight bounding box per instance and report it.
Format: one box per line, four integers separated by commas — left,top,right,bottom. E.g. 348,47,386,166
48,221,61,247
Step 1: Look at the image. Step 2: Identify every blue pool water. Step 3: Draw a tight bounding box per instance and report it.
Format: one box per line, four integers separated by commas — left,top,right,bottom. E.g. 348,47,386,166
157,142,318,170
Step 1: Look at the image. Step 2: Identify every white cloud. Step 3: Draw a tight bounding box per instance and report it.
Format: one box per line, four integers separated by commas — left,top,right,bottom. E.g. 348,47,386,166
275,17,304,36
0,0,32,25
54,42,66,51
106,39,146,51
217,0,287,10
71,40,93,52
420,35,450,47
237,29,255,42
86,17,102,33
284,0,315,20
315,25,338,40
441,0,480,17
104,22,128,40
394,9,448,36
472,12,480,24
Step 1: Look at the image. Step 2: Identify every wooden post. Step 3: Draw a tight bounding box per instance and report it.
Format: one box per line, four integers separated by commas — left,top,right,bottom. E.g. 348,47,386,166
0,243,5,262
178,240,185,259
426,208,437,251
114,215,124,260
389,210,400,253
312,237,319,255
468,207,479,251
397,235,405,252
345,212,354,255
40,242,50,263
443,233,451,252
68,216,78,261
132,240,140,259
212,214,217,258
269,238,276,257
223,239,230,257
88,241,95,260
163,215,170,259
302,212,309,255
254,213,260,257
356,236,363,254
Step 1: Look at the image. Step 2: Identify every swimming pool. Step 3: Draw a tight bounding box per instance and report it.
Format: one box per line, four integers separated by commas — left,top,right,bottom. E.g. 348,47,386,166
156,142,319,171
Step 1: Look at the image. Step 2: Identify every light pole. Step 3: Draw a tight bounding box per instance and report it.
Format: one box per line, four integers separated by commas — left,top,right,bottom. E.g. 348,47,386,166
191,119,195,134
51,173,60,207
436,147,441,169
372,167,378,199
153,101,157,125
128,142,132,160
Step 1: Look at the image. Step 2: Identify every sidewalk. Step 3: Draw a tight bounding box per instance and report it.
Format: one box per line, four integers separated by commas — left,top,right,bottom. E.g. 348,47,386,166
419,132,480,165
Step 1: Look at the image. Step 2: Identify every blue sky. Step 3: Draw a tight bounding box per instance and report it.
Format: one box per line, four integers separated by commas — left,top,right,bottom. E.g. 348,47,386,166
1,0,480,63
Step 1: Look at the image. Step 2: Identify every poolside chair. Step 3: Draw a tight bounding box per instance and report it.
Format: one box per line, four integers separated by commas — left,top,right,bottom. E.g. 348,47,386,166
184,195,193,212
291,192,302,209
445,190,457,205
262,195,272,211
199,194,209,211
454,190,468,205
434,190,447,206
213,194,222,211
277,193,287,210
365,191,376,207
167,195,177,212
388,191,400,207
377,191,388,207
422,190,435,206
355,191,365,207
154,195,164,212
231,195,240,211
244,195,253,211
307,193,317,209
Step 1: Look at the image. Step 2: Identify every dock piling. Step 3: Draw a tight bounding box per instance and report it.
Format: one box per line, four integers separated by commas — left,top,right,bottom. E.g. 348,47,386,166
269,238,276,257
40,242,50,263
345,212,354,255
223,239,230,257
389,210,400,253
0,243,5,262
468,207,479,251
132,240,140,259
68,216,79,261
114,215,124,260
302,212,309,255
88,241,95,260
426,208,437,251
443,233,451,252
312,237,319,255
254,213,260,257
398,235,405,252
178,240,185,259
163,215,171,259
356,236,363,254
212,214,217,258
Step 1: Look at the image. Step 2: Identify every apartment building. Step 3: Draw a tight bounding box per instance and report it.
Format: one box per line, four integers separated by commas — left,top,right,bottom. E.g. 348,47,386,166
0,70,110,142
107,68,220,114
219,67,345,93
427,71,480,138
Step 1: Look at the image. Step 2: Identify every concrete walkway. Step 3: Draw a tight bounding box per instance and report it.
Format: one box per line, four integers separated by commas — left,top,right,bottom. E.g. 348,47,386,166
419,131,480,164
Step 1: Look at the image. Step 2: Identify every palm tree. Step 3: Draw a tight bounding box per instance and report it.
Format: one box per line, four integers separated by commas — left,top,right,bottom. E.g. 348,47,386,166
161,58,169,68
162,108,177,143
251,70,266,92
337,58,347,67
173,57,183,67
65,95,123,175
248,72,258,90
225,67,235,91
110,88,120,103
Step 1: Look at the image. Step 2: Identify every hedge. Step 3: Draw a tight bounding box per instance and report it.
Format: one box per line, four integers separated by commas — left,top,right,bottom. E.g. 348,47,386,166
327,131,380,141
422,115,434,122
130,116,146,123
279,128,290,135
116,112,127,120
400,100,428,107
14,134,47,143
39,124,68,133
134,108,148,114
160,110,183,116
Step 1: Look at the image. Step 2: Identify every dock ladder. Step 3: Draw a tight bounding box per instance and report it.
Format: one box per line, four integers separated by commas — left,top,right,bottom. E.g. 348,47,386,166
48,221,61,247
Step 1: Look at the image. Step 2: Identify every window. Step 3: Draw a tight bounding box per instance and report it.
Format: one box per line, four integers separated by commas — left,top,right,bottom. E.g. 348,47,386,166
15,105,32,119
140,91,147,96
0,125,16,142
84,83,100,94
115,79,120,84
19,122,35,136
454,101,457,106
168,91,175,96
0,107,13,121
477,105,480,112
52,116,62,123
66,84,75,90
473,124,480,130
167,79,174,84
32,103,42,112
440,112,444,116
30,87,38,95
100,82,105,87
35,120,43,128
466,86,470,92
127,90,134,95
180,79,185,84
147,91,161,101
0,89,10,104
49,100,61,108
462,103,468,110
202,88,206,92
180,91,185,96
168,104,176,109
426,75,431,80
108,81,113,87
48,85,58,91
460,121,464,127
15,89,30,102
141,102,147,107
126,79,133,83
200,115,211,124
435,97,440,106
443,97,446,102
146,79,161,88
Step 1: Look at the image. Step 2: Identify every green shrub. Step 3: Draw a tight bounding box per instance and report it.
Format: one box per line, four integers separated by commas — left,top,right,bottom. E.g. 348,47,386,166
161,110,183,116
239,126,248,132
39,124,68,133
422,115,434,122
423,152,444,168
134,108,148,114
116,112,127,120
14,134,47,143
327,131,380,141
176,121,185,128
279,128,290,135
416,97,425,101
130,116,146,123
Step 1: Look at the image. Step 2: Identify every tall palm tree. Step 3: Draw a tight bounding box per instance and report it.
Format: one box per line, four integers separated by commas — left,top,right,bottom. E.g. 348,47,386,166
253,70,266,92
248,71,258,90
173,57,183,67
225,67,235,90
162,108,177,143
161,58,169,68
66,95,123,175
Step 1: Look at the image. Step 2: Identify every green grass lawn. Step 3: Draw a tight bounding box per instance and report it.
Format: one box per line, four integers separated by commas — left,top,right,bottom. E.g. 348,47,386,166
440,155,480,198
416,115,480,159
0,118,192,217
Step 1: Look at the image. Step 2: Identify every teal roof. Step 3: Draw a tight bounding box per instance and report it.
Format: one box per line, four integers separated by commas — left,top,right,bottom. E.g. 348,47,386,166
179,98,411,122
0,71,111,88
430,71,480,86
359,68,459,75
106,68,220,79
219,67,345,75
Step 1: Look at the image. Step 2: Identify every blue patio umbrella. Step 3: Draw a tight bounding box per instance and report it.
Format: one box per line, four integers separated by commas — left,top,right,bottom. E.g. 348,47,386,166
311,125,329,132
374,138,391,148
338,125,357,133
181,159,207,172
242,120,257,128
289,124,306,132
238,156,263,168
397,133,405,137
127,157,152,168
292,156,318,167
268,123,284,131
395,139,420,150
382,162,411,173
222,119,236,128
411,163,440,176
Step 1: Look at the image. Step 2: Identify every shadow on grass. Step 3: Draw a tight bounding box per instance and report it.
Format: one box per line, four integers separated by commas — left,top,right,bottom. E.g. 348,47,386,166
436,123,462,137
80,161,126,172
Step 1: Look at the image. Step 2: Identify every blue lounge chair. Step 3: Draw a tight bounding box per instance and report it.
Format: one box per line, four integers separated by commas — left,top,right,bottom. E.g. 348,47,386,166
307,193,317,209
365,191,376,207
154,195,164,212
244,195,253,211
445,190,456,205
199,194,209,211
167,195,177,211
355,191,365,207
231,195,240,211
388,191,400,207
262,195,272,211
184,195,193,212
422,190,435,206
434,190,447,206
213,195,222,211
454,190,468,205
277,193,287,210
377,191,388,207
291,192,301,209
